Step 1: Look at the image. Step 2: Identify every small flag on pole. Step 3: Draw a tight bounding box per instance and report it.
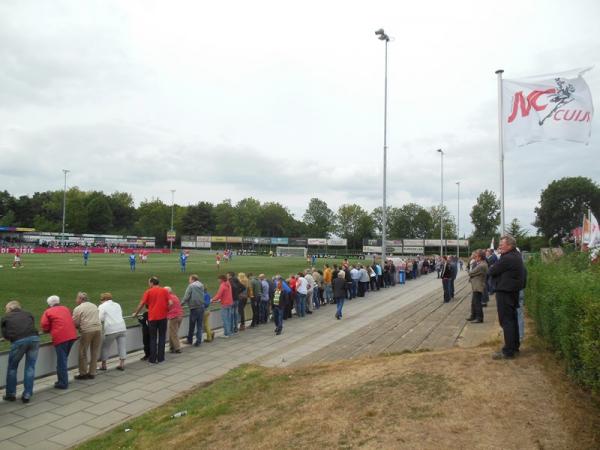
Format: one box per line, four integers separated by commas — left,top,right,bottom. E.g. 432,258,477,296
503,67,594,147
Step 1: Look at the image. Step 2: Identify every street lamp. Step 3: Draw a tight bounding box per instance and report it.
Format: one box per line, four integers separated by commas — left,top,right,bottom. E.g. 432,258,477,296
61,169,70,247
437,149,444,256
170,189,175,251
456,181,460,257
375,28,390,263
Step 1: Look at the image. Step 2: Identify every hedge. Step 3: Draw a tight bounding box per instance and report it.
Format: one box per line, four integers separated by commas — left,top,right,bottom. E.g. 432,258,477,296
526,252,600,393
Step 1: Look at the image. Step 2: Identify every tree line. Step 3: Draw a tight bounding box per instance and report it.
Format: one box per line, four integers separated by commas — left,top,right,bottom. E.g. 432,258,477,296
0,176,598,248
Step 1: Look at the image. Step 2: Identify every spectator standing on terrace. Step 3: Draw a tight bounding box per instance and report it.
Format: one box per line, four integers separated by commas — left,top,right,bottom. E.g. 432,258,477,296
98,293,126,371
323,264,333,304
259,274,271,324
358,264,369,296
73,292,102,380
449,256,458,299
333,271,347,320
304,269,315,314
488,236,525,360
237,273,250,330
271,281,284,335
181,274,205,346
312,268,322,308
350,265,360,298
467,250,487,323
1,301,40,402
249,273,262,327
165,287,183,353
203,290,213,342
132,276,169,364
212,274,234,338
295,272,308,317
440,256,452,303
41,295,78,389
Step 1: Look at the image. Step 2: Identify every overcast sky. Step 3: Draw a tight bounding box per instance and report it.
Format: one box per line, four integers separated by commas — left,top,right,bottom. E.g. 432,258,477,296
1,0,598,236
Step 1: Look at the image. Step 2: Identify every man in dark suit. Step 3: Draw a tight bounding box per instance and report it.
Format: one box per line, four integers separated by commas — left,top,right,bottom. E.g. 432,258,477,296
440,256,453,303
488,235,525,360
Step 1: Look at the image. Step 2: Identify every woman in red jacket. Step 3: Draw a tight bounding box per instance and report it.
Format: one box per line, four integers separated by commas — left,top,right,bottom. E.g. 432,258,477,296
41,295,78,389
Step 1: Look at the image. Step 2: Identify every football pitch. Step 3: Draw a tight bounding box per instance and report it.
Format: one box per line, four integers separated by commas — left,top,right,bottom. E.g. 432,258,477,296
0,252,359,334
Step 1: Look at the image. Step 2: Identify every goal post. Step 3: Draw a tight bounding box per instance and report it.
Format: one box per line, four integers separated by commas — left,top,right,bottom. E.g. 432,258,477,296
276,246,307,258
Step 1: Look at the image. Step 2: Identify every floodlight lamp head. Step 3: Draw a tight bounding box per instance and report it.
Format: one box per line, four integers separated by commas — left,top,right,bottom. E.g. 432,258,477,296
437,148,443,153
375,28,384,36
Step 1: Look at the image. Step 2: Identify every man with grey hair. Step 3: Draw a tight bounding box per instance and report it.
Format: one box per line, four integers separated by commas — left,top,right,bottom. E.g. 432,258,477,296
488,235,525,360
72,292,102,380
41,295,78,389
1,301,40,402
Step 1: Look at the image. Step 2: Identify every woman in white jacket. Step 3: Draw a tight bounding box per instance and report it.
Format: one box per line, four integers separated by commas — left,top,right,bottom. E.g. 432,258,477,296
98,292,127,371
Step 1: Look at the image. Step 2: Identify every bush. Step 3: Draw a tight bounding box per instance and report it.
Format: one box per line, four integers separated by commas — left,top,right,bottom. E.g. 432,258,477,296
526,253,600,393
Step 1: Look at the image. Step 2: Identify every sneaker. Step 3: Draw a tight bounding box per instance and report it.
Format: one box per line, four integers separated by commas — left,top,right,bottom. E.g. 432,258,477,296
21,396,30,404
2,394,16,402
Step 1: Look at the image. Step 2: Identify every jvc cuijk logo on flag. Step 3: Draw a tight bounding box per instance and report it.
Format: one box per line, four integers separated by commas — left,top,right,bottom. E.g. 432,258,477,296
503,67,594,147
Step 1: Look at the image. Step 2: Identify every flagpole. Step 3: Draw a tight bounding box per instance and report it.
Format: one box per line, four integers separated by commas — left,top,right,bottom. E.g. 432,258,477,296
496,69,505,236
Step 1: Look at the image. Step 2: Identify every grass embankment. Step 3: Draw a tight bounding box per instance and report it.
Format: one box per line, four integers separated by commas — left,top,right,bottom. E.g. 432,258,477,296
77,345,600,450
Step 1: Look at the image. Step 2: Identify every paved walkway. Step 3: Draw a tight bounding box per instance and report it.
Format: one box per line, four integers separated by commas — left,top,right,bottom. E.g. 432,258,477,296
0,271,471,449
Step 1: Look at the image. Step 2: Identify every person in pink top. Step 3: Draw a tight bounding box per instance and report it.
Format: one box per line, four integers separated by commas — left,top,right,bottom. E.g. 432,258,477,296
165,287,183,354
211,274,233,338
40,295,78,389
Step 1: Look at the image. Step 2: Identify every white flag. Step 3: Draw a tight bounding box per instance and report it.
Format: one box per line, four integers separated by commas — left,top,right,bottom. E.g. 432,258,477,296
503,67,594,147
588,212,600,248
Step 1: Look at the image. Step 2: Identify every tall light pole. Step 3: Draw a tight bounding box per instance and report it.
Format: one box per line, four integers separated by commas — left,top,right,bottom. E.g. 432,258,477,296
456,181,460,257
437,149,444,256
170,189,175,251
61,169,70,247
375,28,390,263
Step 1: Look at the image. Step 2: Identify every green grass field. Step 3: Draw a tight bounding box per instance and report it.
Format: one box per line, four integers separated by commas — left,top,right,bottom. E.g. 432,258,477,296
0,252,360,346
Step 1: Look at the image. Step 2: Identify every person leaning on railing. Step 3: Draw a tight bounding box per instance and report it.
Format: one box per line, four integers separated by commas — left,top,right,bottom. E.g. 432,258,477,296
72,292,102,380
98,293,127,371
1,300,40,403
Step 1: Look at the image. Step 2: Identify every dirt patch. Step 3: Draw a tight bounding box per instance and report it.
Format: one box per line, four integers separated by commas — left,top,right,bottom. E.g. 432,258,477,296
194,348,598,449
78,343,600,450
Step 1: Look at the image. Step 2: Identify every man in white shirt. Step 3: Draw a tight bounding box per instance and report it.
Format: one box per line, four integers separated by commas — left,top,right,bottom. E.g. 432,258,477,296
295,272,308,317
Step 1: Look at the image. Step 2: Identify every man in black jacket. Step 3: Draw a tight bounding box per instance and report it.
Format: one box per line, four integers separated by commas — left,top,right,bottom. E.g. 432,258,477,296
488,235,525,359
1,301,40,402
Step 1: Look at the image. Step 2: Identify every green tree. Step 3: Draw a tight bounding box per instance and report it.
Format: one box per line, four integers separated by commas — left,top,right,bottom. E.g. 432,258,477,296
303,198,334,238
370,206,397,237
258,202,295,237
86,192,113,233
387,203,433,239
107,192,136,234
335,204,374,249
135,199,170,246
507,218,527,239
232,198,261,236
181,202,215,235
534,176,600,238
429,205,457,239
213,200,235,235
470,190,500,239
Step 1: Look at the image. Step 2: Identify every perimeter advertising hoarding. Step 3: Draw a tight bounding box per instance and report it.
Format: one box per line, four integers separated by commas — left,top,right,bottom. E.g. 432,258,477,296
363,239,380,246
307,238,327,246
424,239,442,247
385,239,403,246
327,238,347,246
211,236,226,243
197,241,211,248
403,239,424,246
402,247,424,254
271,237,288,245
197,236,211,242
181,241,196,248
363,245,402,254
289,238,308,246
227,236,242,243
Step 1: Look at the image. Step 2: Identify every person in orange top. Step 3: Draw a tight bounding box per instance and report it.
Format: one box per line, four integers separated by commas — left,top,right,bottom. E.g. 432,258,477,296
323,264,333,303
211,274,234,337
133,276,169,364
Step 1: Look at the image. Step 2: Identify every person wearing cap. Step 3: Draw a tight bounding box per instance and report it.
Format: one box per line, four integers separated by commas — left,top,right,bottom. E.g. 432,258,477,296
98,293,127,371
72,292,102,380
41,295,78,389
1,300,40,402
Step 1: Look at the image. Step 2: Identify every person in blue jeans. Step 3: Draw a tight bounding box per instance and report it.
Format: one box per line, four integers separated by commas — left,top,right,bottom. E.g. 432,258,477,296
333,271,347,319
1,301,40,403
